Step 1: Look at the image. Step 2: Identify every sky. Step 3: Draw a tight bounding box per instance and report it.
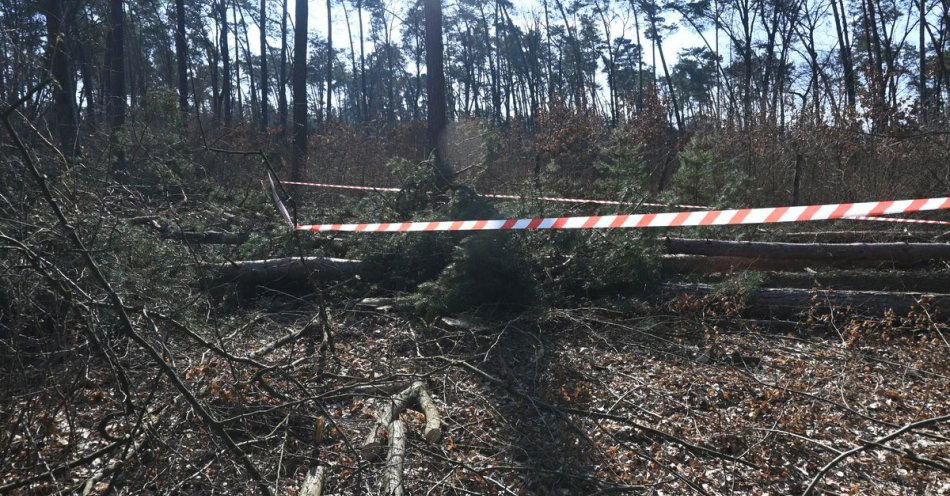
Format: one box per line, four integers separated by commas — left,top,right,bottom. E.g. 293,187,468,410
235,0,929,105
245,0,707,66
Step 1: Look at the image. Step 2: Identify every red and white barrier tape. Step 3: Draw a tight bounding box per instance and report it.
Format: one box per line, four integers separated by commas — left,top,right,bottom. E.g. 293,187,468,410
294,197,950,233
282,180,708,209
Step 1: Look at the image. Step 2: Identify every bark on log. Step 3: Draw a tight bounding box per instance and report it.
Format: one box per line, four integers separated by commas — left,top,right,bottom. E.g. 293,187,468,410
662,283,950,320
660,254,935,273
361,381,442,459
299,466,326,496
774,230,942,243
416,384,442,443
213,256,940,290
664,238,950,262
361,383,420,459
381,419,406,496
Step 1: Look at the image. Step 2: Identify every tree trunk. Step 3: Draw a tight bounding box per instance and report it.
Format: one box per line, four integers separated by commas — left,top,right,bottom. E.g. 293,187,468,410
175,0,188,112
219,0,232,127
358,0,368,121
326,0,333,122
41,0,78,156
279,0,288,130
425,0,450,183
830,0,856,111
292,0,309,182
260,0,268,128
920,0,928,118
651,27,684,129
106,0,127,172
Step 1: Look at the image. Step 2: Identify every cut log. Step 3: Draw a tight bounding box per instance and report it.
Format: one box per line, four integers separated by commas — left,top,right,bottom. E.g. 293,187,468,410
207,257,364,288
662,283,950,320
360,381,442,459
664,238,950,262
299,466,326,496
361,383,421,459
415,383,442,443
381,419,406,496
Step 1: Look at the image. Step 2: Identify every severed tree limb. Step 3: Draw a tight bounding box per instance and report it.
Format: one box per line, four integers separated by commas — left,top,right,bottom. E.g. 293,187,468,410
299,466,327,496
361,383,422,459
361,381,442,459
802,413,950,495
381,419,407,496
416,384,443,443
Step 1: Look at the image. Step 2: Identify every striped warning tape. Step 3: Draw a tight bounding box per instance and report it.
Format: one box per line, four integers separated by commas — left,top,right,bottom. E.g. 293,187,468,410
282,180,708,209
294,197,950,233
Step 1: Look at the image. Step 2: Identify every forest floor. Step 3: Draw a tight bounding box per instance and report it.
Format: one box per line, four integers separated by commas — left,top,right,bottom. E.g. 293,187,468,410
5,293,949,495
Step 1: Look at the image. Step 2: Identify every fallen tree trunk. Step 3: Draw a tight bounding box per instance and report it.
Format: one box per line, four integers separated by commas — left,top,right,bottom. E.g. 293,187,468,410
662,283,950,320
659,254,935,273
771,230,943,243
664,238,950,262
211,255,943,291
695,270,950,293
206,257,364,288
